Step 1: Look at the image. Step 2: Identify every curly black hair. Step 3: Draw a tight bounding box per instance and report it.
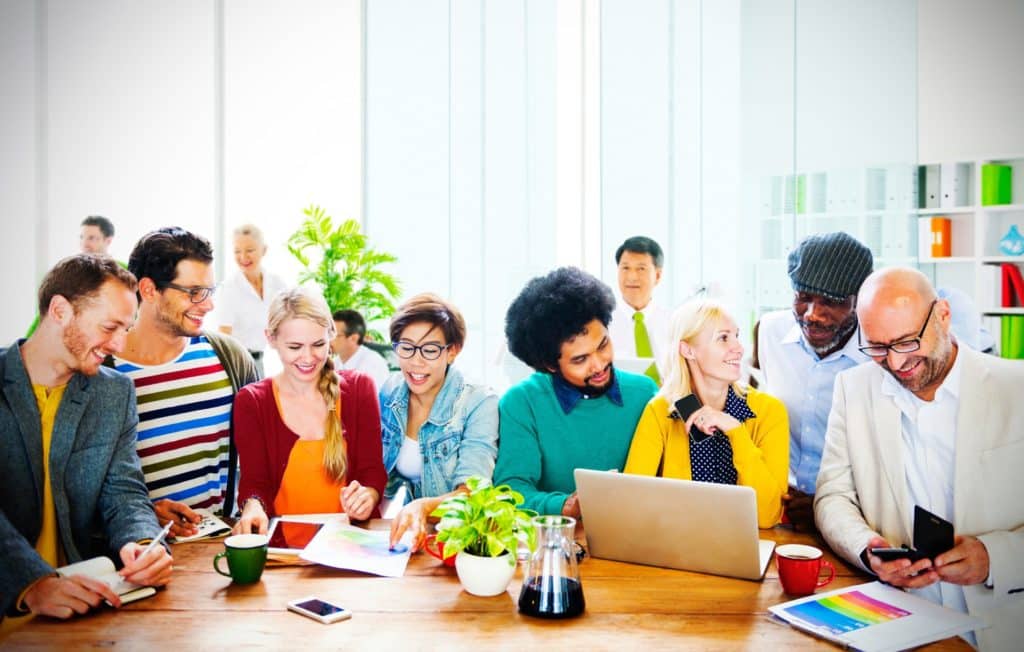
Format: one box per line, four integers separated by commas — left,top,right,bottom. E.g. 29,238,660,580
505,267,615,372
127,227,214,293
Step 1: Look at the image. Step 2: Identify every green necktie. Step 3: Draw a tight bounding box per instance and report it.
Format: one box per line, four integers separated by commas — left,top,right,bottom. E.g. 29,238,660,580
633,312,661,385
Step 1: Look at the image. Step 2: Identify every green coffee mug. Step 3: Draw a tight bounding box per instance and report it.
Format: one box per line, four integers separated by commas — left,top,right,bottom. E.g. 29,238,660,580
214,533,269,584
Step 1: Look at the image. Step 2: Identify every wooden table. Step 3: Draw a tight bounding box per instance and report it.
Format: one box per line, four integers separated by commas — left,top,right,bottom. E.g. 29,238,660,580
6,524,969,650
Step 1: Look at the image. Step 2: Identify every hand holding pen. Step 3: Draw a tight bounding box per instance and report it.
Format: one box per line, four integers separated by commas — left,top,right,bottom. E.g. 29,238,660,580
118,520,175,588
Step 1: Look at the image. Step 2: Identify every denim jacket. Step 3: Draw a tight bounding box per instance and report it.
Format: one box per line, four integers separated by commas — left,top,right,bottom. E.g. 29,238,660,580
379,366,499,501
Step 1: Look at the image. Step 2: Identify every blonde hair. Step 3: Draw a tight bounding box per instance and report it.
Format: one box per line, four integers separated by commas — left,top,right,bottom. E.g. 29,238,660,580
267,286,346,482
659,298,746,411
233,223,265,246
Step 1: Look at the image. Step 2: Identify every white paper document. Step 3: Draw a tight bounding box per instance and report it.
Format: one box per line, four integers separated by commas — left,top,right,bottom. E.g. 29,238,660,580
768,581,983,652
299,521,413,577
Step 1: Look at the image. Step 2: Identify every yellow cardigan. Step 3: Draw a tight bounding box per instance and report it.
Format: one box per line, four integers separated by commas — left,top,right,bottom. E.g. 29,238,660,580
623,388,790,528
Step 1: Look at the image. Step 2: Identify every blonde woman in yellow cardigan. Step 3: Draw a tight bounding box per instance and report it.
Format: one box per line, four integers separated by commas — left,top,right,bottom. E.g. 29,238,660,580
624,299,789,528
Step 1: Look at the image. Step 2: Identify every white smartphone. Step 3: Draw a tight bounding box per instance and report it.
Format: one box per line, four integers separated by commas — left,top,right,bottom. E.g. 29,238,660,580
287,596,352,624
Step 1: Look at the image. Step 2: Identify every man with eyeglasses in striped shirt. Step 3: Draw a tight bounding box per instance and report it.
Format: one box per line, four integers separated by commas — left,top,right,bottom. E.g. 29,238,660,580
107,227,259,539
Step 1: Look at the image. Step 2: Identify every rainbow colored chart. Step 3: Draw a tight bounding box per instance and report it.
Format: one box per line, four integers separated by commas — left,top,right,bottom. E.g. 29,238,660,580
299,521,413,577
783,590,912,635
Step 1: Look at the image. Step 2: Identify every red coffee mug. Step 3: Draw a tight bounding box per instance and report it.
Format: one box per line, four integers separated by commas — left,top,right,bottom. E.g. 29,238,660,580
424,534,456,567
776,543,835,596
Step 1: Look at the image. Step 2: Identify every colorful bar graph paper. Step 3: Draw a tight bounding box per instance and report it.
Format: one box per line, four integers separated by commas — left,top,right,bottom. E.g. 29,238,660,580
783,590,912,635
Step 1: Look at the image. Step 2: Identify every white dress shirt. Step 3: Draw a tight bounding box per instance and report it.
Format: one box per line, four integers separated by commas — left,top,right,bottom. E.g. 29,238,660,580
757,310,869,493
609,298,671,375
338,345,390,392
214,270,288,352
881,346,970,641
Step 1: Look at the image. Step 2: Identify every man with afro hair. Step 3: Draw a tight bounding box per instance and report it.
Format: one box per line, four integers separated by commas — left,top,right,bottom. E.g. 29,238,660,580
494,267,657,516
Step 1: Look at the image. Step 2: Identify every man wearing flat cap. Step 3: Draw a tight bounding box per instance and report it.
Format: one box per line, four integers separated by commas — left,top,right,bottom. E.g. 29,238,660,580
756,231,873,531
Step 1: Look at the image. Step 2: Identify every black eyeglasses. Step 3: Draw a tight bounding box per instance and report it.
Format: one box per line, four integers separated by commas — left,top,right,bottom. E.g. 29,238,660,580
392,341,450,361
163,282,217,304
858,300,936,358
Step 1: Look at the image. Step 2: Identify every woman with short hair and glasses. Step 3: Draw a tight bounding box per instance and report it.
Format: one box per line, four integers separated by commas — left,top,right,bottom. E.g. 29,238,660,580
379,293,499,551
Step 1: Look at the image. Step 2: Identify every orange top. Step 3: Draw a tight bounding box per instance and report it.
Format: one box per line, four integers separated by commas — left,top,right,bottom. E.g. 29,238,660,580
273,439,345,515
271,381,345,516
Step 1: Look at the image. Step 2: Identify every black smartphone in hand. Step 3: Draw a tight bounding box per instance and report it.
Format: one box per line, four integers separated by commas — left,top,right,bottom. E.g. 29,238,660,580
869,506,954,564
869,546,925,562
674,394,707,440
913,505,955,559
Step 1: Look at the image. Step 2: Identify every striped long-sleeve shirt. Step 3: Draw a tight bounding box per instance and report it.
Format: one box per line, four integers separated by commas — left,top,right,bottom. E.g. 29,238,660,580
114,336,234,513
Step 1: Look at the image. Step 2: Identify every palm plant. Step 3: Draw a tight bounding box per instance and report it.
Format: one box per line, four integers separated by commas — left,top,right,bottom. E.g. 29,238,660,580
287,205,401,338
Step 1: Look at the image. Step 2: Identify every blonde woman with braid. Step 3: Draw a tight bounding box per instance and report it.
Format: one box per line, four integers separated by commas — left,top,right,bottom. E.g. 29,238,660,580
232,287,386,534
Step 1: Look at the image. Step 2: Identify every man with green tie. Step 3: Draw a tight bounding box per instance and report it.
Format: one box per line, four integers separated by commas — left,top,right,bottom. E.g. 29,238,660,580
608,236,670,385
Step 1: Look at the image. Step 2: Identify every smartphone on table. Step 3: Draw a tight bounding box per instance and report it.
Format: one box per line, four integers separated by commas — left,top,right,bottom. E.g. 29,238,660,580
287,596,352,624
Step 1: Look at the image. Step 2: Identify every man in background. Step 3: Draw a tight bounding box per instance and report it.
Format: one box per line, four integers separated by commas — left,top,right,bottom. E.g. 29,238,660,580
79,216,116,255
331,309,390,391
607,236,670,384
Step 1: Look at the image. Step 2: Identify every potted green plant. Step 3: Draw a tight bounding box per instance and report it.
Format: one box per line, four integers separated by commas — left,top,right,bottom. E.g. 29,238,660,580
286,204,401,341
430,476,537,596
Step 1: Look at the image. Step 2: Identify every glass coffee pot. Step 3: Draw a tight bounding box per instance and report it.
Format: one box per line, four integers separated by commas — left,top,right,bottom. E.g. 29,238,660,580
518,515,585,618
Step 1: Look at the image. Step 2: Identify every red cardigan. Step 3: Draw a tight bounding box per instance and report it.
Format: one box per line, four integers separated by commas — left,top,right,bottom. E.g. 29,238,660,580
234,371,386,519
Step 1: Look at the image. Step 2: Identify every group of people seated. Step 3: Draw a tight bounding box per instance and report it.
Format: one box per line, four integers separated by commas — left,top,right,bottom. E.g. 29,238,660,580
2,225,1021,650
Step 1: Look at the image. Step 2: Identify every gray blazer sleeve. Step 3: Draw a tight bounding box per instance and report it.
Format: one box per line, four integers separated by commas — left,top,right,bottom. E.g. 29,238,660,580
0,509,56,616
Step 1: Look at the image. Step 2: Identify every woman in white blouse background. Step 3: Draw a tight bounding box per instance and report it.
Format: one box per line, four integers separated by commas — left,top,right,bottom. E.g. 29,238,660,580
216,224,288,377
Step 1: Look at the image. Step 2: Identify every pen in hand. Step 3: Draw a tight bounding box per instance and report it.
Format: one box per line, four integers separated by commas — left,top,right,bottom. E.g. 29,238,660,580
136,520,173,564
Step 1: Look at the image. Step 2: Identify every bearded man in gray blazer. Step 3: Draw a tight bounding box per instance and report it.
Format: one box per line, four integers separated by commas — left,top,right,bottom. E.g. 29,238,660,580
1,254,172,628
815,267,1024,651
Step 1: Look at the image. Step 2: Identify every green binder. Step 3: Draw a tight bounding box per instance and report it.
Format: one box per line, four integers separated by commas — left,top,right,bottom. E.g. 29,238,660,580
1001,315,1024,359
982,164,1013,206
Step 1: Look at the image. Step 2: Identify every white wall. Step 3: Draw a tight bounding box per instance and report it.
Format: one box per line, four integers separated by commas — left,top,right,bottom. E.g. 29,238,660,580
0,0,39,341
0,0,362,344
918,0,1024,162
4,0,1024,353
222,0,362,289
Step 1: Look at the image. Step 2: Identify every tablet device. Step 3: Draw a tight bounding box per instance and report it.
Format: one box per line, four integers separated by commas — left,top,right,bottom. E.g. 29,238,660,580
268,516,336,555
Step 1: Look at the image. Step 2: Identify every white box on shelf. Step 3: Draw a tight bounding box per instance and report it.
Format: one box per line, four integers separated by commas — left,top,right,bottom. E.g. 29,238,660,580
886,164,917,210
808,172,827,214
865,168,886,211
940,162,971,208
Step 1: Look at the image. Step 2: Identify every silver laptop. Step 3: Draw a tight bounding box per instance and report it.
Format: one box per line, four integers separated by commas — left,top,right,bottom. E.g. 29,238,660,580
574,469,775,580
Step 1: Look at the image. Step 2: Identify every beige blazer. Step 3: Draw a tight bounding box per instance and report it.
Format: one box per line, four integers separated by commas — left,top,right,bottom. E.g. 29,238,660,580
814,346,1024,651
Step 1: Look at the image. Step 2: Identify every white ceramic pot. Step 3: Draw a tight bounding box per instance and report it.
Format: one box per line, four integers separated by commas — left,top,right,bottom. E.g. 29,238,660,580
454,551,516,597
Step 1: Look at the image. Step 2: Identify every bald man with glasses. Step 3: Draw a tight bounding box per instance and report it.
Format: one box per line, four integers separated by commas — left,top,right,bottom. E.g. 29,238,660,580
105,228,259,539
814,267,1024,651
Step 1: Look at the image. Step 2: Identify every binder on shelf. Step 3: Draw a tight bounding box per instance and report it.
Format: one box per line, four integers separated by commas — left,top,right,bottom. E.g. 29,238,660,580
940,162,970,208
929,218,952,257
918,164,940,209
886,164,917,210
981,164,1013,206
1001,316,1024,359
1001,263,1024,307
865,168,886,211
808,172,827,213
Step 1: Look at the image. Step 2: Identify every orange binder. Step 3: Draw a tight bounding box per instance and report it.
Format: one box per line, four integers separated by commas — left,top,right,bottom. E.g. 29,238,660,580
930,218,951,257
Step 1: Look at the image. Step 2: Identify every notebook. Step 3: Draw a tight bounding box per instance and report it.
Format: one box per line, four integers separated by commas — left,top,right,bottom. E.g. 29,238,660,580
57,557,156,604
171,508,232,543
574,469,775,580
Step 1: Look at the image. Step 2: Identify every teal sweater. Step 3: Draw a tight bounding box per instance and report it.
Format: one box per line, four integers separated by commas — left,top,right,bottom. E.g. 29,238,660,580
494,370,657,516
